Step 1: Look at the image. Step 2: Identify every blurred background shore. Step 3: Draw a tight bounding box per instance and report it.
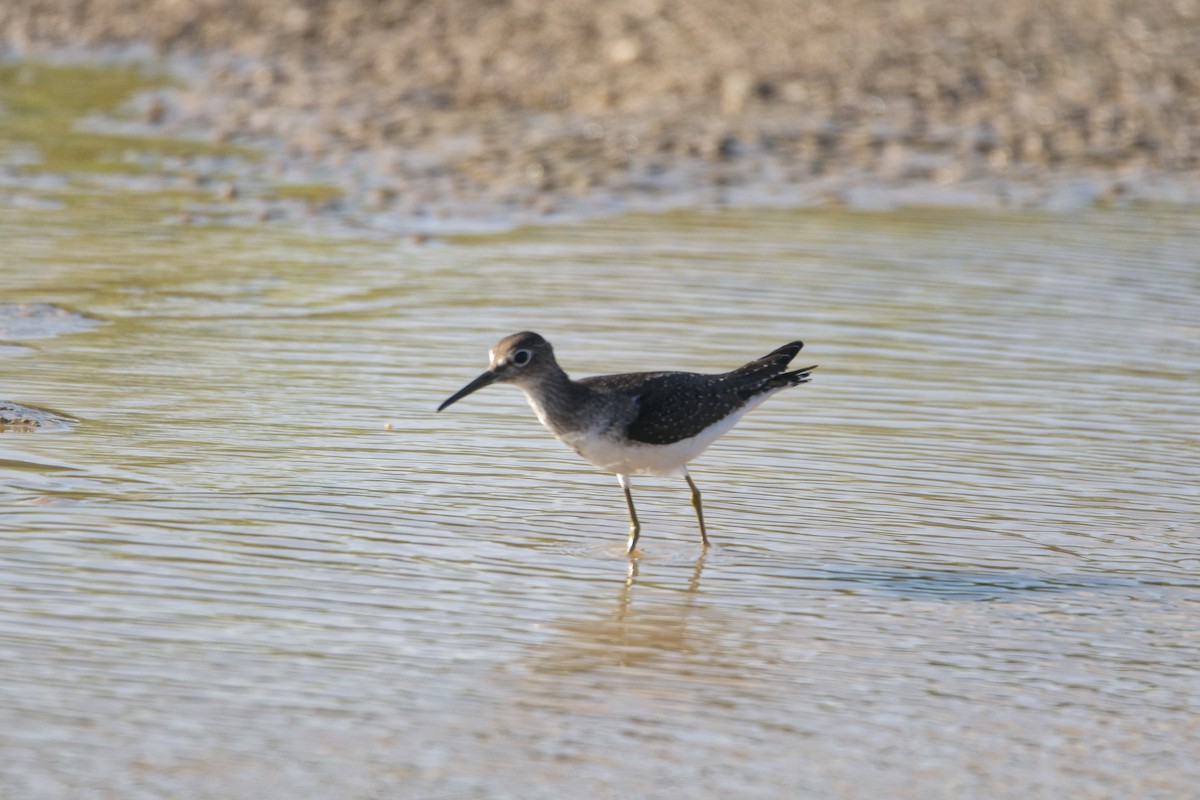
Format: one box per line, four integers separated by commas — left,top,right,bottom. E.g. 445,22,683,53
3,0,1199,223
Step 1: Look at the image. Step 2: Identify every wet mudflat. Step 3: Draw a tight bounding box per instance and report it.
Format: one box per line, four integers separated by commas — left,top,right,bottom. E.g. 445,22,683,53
1,190,1197,797
8,0,1200,229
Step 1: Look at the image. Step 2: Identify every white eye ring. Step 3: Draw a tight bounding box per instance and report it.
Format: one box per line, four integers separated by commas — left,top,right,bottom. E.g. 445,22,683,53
511,349,532,366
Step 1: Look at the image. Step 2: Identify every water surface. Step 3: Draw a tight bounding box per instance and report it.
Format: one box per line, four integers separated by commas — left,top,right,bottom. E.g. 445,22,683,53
1,198,1198,798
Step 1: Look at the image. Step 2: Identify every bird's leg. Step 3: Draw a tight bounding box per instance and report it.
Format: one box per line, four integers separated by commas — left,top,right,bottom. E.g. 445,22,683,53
684,470,710,548
618,474,640,555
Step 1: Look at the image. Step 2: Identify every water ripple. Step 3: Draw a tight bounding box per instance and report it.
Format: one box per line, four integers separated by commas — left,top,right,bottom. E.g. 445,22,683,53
2,204,1198,798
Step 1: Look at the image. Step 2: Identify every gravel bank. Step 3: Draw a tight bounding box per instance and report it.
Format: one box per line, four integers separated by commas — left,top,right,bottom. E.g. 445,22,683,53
3,0,1199,228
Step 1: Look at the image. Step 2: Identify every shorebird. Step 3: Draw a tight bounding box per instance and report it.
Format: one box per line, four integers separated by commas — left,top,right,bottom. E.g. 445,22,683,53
437,332,816,554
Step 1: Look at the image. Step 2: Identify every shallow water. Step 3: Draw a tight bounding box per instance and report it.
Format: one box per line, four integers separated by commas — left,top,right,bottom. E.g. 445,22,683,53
2,194,1199,799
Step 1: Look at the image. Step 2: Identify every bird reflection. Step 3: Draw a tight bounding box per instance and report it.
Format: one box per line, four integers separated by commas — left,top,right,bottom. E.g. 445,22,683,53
536,551,708,673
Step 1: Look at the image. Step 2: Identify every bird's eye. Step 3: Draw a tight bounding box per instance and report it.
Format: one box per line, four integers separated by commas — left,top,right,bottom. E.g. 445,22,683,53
511,349,532,367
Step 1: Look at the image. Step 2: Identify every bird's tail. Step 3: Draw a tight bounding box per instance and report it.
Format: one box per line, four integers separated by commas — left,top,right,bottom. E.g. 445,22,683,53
768,363,818,390
732,341,803,378
729,340,817,394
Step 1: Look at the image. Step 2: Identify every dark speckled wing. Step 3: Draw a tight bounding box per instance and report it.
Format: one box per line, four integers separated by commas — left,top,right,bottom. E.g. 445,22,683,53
579,341,816,446
581,371,745,445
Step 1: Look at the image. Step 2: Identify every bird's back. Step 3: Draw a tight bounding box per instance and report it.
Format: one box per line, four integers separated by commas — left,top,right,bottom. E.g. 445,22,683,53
580,341,813,446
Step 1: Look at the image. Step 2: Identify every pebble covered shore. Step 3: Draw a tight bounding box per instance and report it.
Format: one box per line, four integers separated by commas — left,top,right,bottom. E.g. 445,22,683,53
3,0,1199,227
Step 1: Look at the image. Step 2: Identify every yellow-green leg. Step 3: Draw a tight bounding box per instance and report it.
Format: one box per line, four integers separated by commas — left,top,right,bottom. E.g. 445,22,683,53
618,474,640,554
684,470,710,548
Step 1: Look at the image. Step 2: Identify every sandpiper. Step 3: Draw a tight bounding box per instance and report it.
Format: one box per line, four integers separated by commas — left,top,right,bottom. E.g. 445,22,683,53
437,332,816,554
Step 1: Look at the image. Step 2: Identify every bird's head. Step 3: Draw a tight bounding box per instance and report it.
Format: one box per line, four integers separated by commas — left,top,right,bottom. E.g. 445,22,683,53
437,331,557,411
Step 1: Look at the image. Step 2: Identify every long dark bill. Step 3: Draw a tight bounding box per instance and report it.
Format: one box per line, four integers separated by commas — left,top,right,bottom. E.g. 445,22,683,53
437,371,498,412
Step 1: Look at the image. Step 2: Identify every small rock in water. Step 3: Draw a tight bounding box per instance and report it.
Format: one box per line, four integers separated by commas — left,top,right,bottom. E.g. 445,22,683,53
0,401,77,432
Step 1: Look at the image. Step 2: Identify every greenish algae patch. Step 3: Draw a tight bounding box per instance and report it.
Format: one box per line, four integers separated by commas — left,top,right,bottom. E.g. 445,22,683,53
0,62,251,175
0,62,159,119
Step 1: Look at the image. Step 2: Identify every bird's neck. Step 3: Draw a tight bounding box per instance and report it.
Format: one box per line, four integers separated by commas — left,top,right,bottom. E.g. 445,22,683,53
518,368,591,435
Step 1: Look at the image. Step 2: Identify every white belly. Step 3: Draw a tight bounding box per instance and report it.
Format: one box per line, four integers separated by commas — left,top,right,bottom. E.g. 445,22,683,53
563,423,734,476
524,389,779,477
